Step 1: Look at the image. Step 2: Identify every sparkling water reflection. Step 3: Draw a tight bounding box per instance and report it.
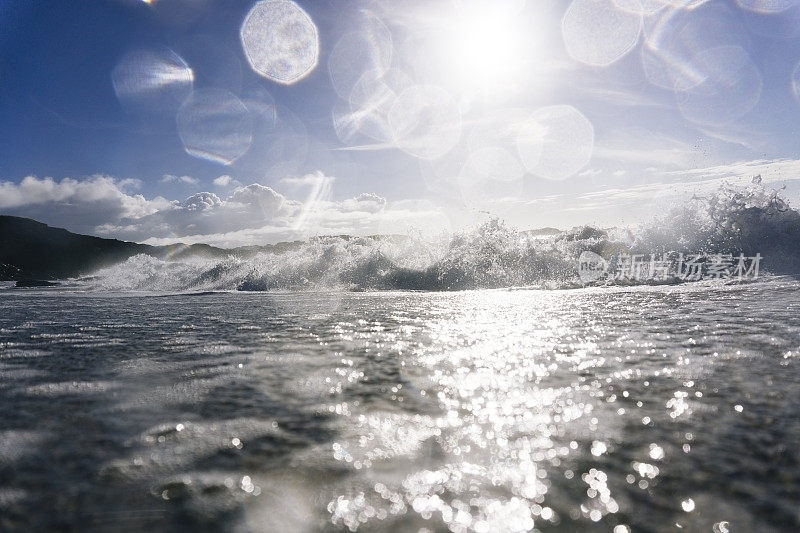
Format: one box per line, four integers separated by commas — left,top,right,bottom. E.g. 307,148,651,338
1,282,799,531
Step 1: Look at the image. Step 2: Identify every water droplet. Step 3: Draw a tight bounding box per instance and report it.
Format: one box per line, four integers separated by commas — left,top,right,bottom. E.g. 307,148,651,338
177,88,253,165
240,0,319,84
713,520,730,533
562,0,641,67
649,443,665,460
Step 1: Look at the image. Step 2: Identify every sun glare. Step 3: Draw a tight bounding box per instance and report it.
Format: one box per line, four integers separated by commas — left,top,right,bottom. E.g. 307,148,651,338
437,7,532,96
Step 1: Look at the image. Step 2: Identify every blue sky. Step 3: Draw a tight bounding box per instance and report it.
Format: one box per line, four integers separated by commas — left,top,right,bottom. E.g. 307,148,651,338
3,0,800,245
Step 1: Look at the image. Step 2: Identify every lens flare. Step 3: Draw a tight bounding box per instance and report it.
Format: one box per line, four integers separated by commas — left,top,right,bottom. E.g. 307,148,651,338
675,45,762,127
516,105,594,181
236,103,309,182
177,89,253,165
641,1,750,92
562,0,642,67
736,0,799,13
458,146,525,207
240,0,319,84
111,48,193,117
388,85,462,160
463,146,524,184
328,12,393,101
613,0,665,14
333,68,414,145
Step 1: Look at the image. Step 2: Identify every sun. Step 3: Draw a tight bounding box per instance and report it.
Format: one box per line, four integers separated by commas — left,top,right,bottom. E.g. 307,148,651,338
435,4,534,97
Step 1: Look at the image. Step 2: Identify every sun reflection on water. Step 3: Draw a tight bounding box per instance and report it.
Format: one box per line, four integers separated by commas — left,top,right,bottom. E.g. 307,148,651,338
4,282,796,530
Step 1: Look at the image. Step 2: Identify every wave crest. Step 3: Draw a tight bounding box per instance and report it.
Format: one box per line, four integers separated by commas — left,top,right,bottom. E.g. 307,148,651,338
635,179,800,273
85,181,800,292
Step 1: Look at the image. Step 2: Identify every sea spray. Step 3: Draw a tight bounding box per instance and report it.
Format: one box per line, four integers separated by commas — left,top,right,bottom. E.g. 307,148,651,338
85,181,800,292
635,179,800,273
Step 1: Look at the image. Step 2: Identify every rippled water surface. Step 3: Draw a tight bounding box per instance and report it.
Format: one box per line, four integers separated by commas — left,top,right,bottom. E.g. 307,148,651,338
1,282,799,532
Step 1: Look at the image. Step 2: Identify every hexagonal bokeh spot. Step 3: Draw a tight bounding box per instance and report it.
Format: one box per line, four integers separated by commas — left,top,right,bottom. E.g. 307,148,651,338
240,0,319,85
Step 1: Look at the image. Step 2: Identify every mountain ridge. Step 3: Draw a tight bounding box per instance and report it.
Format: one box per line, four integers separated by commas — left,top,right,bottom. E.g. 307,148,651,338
0,215,303,280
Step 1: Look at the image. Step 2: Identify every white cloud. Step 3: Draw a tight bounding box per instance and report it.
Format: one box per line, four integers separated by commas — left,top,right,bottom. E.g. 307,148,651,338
212,175,231,187
697,125,765,151
228,184,285,215
118,178,143,190
83,175,408,244
662,158,800,184
100,184,293,241
161,174,199,186
576,85,671,109
181,192,222,211
338,193,386,213
137,197,449,247
578,168,602,177
280,172,336,188
213,175,241,187
484,159,800,229
593,129,713,170
0,175,169,234
8,160,796,247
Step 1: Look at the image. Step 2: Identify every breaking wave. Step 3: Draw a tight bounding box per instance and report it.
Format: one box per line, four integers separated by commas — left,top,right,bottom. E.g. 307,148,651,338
83,180,800,292
634,179,800,272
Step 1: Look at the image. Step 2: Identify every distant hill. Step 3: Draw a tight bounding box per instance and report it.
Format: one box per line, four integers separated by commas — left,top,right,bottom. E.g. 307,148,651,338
0,216,235,280
0,216,148,280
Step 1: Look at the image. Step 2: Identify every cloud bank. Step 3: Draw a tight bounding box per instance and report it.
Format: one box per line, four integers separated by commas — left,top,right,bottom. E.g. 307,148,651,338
3,159,799,246
0,173,444,246
0,176,170,234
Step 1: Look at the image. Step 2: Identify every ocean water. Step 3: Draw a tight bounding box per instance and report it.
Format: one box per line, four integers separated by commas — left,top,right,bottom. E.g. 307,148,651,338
1,281,799,532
